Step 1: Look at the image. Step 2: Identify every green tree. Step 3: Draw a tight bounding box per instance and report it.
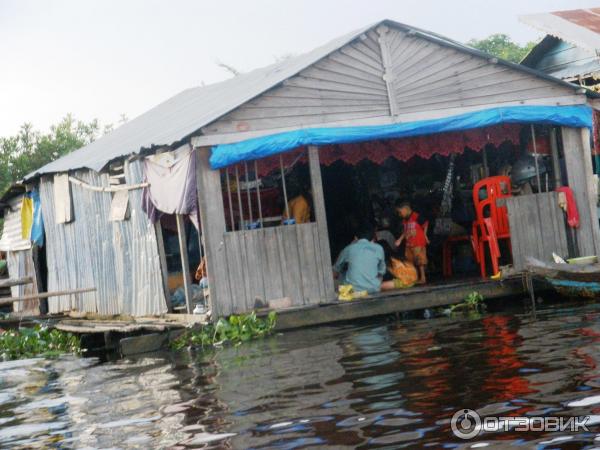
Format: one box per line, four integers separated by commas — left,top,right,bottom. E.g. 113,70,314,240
467,34,536,63
0,115,105,195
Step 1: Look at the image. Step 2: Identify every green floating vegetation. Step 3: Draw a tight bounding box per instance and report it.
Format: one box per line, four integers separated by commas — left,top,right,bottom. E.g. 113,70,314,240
436,291,487,318
449,291,487,314
0,325,81,361
172,311,277,350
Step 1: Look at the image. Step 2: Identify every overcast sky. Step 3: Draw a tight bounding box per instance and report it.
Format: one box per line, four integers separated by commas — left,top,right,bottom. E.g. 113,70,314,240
0,0,597,136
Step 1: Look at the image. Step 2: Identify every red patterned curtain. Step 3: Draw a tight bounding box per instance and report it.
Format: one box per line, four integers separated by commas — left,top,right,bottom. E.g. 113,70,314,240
240,123,523,177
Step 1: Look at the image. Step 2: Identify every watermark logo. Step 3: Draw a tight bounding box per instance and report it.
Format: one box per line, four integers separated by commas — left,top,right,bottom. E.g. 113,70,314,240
450,409,589,439
451,409,481,440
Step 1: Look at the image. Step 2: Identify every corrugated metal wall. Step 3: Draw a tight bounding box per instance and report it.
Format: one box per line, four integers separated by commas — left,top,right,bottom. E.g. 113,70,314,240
0,195,40,314
39,160,168,316
0,196,32,252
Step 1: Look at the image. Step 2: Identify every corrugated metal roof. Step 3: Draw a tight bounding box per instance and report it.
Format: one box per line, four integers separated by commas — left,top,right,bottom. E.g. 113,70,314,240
520,9,600,54
521,34,600,80
27,19,593,179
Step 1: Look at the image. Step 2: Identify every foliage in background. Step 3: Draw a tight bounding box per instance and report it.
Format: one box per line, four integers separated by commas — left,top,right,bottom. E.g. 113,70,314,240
467,34,536,63
0,114,123,196
0,325,81,360
172,311,277,350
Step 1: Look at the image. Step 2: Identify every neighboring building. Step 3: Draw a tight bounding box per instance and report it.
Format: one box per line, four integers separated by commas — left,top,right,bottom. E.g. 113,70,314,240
2,19,599,320
520,8,600,89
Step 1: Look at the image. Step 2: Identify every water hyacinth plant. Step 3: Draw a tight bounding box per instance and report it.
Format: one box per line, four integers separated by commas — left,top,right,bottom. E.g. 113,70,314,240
0,325,81,361
172,311,277,350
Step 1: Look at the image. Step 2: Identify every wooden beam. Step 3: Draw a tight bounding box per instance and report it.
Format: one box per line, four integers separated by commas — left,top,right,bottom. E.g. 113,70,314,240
0,277,32,288
195,148,231,318
0,287,96,306
308,145,336,300
153,222,172,312
192,95,586,147
376,25,399,116
175,214,193,314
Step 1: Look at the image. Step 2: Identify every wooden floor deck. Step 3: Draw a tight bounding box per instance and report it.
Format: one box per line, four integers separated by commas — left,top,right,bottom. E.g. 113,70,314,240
2,276,525,356
273,276,526,330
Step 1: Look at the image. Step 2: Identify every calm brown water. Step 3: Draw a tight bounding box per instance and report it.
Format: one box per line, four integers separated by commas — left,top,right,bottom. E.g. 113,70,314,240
4,300,600,448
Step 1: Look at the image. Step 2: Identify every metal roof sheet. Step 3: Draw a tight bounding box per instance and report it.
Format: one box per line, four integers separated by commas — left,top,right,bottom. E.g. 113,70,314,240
27,19,592,179
521,35,600,80
520,9,600,54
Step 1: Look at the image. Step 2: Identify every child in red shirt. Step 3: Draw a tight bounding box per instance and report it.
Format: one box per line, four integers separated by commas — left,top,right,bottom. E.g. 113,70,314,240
394,200,429,284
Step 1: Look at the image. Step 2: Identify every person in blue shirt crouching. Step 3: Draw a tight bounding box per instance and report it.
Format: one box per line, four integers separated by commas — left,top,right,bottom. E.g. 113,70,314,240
333,226,386,294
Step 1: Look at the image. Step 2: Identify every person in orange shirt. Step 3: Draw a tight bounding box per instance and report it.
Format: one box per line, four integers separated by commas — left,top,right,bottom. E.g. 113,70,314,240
282,185,312,224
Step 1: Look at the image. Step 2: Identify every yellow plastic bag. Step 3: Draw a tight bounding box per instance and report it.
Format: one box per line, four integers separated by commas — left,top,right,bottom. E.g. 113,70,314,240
338,284,354,301
338,284,368,301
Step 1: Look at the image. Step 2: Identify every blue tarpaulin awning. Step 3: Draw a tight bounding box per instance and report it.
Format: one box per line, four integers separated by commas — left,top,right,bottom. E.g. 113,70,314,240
209,105,592,169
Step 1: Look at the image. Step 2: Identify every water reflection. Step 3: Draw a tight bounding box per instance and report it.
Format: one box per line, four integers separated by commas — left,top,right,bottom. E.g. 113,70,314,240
6,301,600,447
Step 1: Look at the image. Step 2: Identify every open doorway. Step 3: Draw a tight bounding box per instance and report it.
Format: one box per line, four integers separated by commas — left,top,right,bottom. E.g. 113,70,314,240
320,124,559,291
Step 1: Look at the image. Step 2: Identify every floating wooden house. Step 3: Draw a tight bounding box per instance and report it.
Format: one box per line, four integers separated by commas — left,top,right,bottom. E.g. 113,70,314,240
5,19,600,322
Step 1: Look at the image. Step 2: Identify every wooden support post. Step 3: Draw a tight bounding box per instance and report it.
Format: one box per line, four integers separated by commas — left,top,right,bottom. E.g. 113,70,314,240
225,169,235,231
195,148,231,318
550,128,562,188
153,222,172,312
562,126,600,256
255,160,263,224
481,145,489,178
530,124,542,192
235,166,244,230
176,214,193,314
308,145,336,300
280,154,290,221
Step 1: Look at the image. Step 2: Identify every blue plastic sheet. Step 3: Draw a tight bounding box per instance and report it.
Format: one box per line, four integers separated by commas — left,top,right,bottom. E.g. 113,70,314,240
210,105,592,169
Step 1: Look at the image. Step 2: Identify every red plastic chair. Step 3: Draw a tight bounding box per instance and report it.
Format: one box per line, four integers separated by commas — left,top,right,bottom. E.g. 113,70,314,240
472,176,512,277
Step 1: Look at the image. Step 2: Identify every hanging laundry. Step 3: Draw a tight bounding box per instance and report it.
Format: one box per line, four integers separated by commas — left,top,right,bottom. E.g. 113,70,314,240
30,190,44,246
20,195,33,240
142,144,199,229
557,186,580,228
20,191,45,246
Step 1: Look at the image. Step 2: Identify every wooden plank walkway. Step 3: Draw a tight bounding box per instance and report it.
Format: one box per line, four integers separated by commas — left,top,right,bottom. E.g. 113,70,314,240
272,276,526,330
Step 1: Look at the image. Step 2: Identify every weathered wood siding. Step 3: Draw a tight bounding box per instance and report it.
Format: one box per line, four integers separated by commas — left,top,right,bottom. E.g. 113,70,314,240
201,30,390,135
221,224,331,315
200,26,580,137
506,192,569,270
6,249,39,315
562,127,600,257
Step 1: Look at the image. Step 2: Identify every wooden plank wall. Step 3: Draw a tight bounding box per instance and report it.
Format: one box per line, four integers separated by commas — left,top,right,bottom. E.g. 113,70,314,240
506,192,569,270
201,25,581,138
221,224,330,314
562,127,600,257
